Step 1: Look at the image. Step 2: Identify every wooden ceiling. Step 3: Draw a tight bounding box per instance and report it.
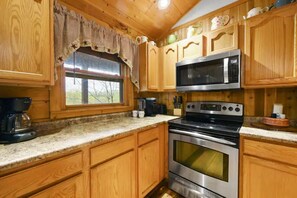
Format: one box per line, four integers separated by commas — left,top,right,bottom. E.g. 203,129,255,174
59,0,200,40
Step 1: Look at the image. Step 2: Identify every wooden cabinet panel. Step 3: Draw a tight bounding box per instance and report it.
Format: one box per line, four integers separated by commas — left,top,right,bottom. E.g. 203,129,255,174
90,135,134,166
177,35,205,61
243,155,297,198
0,152,82,197
91,150,136,198
138,126,159,146
207,24,238,55
138,139,160,197
0,0,53,85
244,4,297,87
30,175,84,198
162,43,178,90
148,44,159,90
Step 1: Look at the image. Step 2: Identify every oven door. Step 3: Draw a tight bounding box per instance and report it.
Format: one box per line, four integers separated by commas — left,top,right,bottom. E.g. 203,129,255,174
169,129,238,198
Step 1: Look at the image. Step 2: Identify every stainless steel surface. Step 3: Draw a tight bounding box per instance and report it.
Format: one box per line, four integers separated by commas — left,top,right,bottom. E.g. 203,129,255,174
169,129,236,146
223,58,229,83
169,132,239,198
186,101,243,116
169,172,223,198
176,49,241,92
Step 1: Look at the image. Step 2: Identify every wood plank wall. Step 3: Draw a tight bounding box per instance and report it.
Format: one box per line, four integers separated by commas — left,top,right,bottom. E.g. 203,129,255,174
137,88,297,120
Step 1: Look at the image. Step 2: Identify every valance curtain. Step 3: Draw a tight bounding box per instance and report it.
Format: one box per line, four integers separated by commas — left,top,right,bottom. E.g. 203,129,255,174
53,0,139,88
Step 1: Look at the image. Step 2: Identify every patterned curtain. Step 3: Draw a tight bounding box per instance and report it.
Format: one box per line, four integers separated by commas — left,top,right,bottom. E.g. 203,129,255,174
53,1,139,88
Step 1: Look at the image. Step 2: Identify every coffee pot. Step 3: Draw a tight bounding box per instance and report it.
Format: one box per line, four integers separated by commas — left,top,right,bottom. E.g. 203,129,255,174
0,97,36,144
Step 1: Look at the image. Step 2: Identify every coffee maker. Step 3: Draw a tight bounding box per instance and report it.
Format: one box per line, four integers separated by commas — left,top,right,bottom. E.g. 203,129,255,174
0,97,36,144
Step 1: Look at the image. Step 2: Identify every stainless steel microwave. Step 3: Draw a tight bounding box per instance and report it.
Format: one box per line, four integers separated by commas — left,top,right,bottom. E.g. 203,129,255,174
176,49,241,91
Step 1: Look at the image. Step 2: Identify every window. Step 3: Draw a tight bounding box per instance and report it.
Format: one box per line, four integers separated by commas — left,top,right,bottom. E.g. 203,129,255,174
64,48,124,106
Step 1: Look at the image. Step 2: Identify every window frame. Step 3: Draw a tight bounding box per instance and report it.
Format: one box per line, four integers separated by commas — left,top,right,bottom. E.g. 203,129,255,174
49,48,134,120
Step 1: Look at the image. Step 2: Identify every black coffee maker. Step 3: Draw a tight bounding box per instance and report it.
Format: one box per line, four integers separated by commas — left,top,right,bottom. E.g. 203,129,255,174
0,97,36,144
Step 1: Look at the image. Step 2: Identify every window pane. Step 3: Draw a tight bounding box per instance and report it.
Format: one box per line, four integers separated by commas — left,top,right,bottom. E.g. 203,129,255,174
64,51,121,75
65,77,82,105
88,80,121,104
65,76,122,105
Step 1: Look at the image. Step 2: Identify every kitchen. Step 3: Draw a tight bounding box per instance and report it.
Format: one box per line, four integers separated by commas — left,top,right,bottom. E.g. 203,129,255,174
0,0,297,197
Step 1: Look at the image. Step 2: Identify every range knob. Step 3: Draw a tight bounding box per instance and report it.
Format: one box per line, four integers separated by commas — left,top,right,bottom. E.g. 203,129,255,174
187,105,191,109
228,107,233,111
191,105,195,109
222,106,227,111
235,107,241,112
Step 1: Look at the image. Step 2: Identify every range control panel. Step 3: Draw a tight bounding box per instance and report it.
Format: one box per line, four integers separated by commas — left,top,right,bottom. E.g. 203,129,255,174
186,101,243,116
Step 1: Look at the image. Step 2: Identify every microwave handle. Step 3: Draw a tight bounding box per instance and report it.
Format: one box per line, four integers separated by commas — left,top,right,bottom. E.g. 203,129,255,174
224,58,229,83
169,129,236,146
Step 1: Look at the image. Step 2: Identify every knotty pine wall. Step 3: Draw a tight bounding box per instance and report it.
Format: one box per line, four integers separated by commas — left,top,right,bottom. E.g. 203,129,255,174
138,87,297,120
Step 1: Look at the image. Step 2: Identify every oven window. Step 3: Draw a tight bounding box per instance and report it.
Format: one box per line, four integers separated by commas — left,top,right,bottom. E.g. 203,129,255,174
173,140,229,182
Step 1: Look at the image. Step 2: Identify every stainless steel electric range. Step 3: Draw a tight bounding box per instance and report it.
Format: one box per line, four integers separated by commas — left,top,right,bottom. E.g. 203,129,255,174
168,101,243,198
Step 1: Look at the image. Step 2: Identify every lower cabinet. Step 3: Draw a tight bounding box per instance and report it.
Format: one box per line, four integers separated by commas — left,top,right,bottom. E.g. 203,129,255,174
31,175,84,198
0,123,166,198
138,127,160,197
241,136,297,198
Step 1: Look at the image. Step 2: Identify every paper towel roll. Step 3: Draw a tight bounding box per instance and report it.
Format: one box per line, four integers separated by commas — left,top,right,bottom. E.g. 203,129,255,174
273,104,283,114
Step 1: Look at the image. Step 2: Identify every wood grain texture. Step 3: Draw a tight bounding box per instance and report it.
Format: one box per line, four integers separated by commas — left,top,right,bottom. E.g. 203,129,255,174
138,126,159,147
90,135,134,166
59,0,200,40
0,0,53,85
148,44,159,90
244,3,297,87
138,139,160,197
91,150,136,198
0,152,83,197
30,175,84,198
207,23,238,55
177,35,205,61
162,43,178,90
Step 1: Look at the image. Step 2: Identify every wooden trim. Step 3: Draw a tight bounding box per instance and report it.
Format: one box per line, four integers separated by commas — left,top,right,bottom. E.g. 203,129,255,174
65,68,124,81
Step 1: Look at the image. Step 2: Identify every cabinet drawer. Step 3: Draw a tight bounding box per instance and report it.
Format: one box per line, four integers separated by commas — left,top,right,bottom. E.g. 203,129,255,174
0,152,83,197
90,135,134,166
243,138,297,166
138,126,159,146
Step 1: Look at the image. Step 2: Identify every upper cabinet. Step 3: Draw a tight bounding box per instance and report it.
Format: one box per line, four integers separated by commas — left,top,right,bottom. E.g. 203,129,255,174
139,42,160,91
207,23,238,55
177,35,205,62
162,43,178,90
0,0,54,86
244,4,297,88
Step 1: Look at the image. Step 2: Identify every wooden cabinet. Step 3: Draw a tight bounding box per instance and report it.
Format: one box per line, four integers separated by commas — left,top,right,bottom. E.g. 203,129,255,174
162,43,178,90
240,136,297,198
139,42,160,91
244,4,297,88
90,135,136,198
31,175,84,198
207,24,238,55
0,152,83,197
0,0,53,86
177,35,205,61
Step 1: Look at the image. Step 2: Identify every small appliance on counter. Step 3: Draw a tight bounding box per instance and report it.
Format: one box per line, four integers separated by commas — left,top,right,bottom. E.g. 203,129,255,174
0,97,36,144
137,98,159,117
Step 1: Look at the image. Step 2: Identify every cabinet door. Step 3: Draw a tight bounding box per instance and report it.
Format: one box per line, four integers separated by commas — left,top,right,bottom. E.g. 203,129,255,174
207,24,238,55
242,155,297,198
91,151,136,198
178,35,205,61
138,139,160,198
147,44,159,90
0,0,53,85
30,175,84,198
244,5,297,87
163,43,178,90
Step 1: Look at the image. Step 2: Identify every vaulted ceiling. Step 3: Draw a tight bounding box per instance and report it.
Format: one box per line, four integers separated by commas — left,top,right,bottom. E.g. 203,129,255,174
59,0,201,40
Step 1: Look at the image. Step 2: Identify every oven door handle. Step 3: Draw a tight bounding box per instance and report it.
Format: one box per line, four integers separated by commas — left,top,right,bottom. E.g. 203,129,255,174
169,129,236,146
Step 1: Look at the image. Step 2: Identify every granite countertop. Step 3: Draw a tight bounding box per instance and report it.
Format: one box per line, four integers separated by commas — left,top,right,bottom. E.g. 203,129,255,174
0,115,177,172
240,125,297,144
